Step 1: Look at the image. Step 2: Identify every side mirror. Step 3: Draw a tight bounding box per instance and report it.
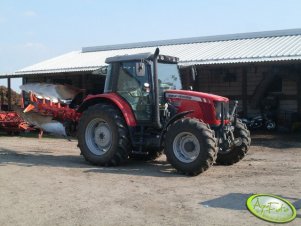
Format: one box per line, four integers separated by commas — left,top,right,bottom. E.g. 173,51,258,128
136,62,145,77
191,66,197,82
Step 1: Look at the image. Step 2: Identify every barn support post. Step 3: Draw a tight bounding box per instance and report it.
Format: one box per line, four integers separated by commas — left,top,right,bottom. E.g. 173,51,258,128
7,77,11,111
22,76,26,87
297,76,301,115
81,74,87,96
0,86,3,110
193,66,205,92
179,66,193,90
242,68,248,116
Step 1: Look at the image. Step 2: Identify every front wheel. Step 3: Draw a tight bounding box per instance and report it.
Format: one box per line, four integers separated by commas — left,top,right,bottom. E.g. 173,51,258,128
77,104,131,166
165,118,217,176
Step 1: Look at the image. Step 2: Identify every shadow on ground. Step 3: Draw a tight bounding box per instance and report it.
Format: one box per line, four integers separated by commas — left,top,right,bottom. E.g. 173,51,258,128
200,193,301,219
200,193,251,210
251,132,301,149
0,147,182,177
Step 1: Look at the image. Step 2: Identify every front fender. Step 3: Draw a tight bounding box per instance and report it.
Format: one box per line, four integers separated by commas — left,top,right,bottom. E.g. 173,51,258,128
159,110,193,146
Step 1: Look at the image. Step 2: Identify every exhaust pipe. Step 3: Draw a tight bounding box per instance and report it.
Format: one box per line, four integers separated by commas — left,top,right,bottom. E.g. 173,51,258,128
153,48,162,129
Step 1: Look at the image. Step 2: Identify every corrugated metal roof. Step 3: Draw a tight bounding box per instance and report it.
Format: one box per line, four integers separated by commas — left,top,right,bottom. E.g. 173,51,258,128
15,28,301,75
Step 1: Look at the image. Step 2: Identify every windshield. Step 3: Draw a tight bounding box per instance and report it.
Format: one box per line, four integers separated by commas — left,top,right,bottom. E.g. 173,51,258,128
156,63,182,96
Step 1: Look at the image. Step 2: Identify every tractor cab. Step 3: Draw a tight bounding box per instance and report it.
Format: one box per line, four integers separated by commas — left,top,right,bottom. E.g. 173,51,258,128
104,51,181,123
103,50,231,128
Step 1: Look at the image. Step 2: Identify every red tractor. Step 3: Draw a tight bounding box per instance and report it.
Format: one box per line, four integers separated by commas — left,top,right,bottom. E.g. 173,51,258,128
20,48,251,175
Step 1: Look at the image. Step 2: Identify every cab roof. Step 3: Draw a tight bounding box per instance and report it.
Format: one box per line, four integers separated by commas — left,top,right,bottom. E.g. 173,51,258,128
105,53,179,64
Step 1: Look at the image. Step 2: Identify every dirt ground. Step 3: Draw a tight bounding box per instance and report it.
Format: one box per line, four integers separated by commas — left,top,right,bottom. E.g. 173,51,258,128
0,132,300,226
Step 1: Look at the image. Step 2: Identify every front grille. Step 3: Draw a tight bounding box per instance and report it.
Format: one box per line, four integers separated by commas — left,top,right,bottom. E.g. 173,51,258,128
214,101,230,120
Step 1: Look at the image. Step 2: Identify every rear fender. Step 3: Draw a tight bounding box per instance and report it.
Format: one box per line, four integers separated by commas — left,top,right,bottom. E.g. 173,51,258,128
77,93,137,127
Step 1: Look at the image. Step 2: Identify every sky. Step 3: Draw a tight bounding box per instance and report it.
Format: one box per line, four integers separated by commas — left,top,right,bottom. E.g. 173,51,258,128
1,0,301,91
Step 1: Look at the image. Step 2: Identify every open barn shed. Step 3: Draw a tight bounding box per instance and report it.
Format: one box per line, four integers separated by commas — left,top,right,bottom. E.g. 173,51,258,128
2,28,301,129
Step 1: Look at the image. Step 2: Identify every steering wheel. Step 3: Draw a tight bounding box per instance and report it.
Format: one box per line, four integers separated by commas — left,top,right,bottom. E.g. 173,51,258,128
128,87,142,97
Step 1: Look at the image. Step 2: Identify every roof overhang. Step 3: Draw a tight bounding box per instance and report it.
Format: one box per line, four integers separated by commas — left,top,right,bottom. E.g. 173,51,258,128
8,28,301,77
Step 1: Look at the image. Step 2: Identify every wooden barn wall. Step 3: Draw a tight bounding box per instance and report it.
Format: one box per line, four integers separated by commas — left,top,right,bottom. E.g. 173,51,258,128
193,66,247,114
186,63,300,117
280,78,298,112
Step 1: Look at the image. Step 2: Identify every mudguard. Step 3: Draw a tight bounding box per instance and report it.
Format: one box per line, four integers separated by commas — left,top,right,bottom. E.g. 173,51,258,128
159,110,193,146
77,93,137,127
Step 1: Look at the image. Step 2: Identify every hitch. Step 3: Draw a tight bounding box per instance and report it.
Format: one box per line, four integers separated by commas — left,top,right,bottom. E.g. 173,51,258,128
233,138,242,147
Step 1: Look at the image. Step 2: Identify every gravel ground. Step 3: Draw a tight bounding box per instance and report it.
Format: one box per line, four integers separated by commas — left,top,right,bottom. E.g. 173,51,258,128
0,133,300,226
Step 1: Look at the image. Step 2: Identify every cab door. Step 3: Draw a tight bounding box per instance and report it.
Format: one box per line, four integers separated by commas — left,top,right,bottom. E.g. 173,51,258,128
116,61,153,122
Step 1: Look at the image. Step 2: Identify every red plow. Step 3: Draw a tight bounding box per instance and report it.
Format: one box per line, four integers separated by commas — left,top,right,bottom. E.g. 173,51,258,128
17,83,83,138
0,111,31,135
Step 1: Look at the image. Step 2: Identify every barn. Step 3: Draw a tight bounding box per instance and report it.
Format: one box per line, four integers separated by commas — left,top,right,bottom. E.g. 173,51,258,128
2,28,301,129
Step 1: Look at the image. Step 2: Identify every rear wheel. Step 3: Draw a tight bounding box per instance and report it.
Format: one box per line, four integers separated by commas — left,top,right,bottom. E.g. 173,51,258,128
216,120,251,165
165,118,217,176
77,104,131,166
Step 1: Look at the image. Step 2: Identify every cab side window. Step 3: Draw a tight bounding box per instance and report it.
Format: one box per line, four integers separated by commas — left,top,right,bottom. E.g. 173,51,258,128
116,62,152,121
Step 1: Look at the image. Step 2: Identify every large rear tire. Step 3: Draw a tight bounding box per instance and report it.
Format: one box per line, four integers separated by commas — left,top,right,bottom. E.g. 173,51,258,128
216,120,251,165
165,118,217,176
77,104,131,166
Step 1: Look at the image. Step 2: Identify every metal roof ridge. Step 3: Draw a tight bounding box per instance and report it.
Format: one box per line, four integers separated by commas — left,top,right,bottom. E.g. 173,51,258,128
15,65,98,74
0,72,16,77
15,51,80,73
82,28,301,53
179,55,301,64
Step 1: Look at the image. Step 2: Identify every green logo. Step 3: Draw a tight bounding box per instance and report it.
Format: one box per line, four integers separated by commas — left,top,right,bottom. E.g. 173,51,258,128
246,194,297,223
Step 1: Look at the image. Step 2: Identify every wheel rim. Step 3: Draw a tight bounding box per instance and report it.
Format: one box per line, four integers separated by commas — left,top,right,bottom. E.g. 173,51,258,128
172,132,200,163
85,118,112,156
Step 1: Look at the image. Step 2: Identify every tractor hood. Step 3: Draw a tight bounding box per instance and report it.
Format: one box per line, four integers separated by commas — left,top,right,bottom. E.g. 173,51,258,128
165,90,230,126
165,90,229,104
